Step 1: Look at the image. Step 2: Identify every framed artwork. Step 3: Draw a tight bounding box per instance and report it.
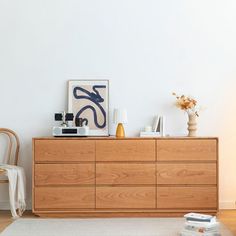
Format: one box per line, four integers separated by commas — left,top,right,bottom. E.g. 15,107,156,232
68,80,109,136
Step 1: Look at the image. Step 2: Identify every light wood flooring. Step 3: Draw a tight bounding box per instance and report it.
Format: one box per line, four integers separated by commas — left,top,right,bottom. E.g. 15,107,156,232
0,210,236,235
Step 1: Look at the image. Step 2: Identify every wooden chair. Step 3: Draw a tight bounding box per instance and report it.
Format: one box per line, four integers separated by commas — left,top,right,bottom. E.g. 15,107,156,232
0,128,20,183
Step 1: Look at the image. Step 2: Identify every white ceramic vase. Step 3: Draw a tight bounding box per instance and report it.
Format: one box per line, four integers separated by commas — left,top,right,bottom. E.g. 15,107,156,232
187,114,197,137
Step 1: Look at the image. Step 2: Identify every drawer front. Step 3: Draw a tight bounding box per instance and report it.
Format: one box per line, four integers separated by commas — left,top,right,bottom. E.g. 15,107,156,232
34,140,95,162
96,187,156,209
34,187,95,209
96,163,156,185
156,187,217,209
96,140,155,161
156,163,217,185
157,140,217,161
35,164,95,186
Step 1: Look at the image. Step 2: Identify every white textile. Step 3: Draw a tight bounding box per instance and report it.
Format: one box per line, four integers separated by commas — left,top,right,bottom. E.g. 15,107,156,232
0,164,26,219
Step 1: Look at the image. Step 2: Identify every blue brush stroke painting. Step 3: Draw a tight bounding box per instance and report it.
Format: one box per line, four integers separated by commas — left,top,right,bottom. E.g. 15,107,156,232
73,85,106,129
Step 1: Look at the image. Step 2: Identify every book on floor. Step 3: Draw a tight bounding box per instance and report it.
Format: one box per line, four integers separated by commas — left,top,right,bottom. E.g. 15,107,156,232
184,213,216,223
180,213,221,236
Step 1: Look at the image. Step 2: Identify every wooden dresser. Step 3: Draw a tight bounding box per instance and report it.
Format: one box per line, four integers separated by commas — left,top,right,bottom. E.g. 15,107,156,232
32,137,218,217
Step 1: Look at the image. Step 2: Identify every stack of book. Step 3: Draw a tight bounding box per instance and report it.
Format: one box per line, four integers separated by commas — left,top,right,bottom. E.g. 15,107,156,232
180,213,221,236
139,115,165,137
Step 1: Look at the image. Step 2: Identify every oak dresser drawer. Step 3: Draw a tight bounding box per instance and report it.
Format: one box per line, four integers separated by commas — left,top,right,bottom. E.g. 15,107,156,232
96,163,156,185
34,140,95,162
96,187,156,209
34,187,95,209
156,163,217,185
157,139,217,161
156,187,217,209
96,140,155,161
35,164,95,186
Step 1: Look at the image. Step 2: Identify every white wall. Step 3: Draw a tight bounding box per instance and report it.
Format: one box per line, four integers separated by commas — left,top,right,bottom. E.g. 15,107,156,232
0,0,236,209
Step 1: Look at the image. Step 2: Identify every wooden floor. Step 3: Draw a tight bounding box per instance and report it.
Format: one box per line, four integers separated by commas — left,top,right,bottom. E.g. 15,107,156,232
218,210,236,235
0,210,236,235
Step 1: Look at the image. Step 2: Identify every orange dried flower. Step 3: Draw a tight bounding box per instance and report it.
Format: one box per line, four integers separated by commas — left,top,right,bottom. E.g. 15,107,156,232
172,92,199,116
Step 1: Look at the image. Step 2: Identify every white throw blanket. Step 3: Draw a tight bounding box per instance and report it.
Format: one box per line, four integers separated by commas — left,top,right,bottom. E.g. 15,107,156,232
0,164,26,219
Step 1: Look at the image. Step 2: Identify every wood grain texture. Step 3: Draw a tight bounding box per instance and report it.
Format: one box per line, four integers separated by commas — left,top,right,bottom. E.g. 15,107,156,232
96,163,156,185
96,140,156,161
35,164,95,186
156,187,217,209
156,163,217,185
34,140,95,162
96,187,156,209
34,187,95,209
157,139,217,161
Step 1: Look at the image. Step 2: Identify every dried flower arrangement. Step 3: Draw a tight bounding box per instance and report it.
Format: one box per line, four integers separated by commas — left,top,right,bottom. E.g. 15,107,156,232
172,92,199,117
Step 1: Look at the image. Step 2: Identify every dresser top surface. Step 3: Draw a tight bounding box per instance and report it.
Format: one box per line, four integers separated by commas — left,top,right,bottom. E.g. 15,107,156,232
33,136,218,140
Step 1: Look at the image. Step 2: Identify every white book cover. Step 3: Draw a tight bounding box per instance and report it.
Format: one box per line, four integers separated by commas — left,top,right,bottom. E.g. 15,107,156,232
160,116,165,136
152,115,160,132
184,213,214,221
185,221,219,230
